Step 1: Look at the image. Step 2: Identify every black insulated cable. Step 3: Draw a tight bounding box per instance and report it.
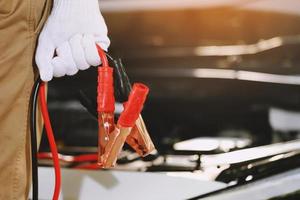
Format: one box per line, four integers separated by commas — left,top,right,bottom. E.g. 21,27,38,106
30,77,41,200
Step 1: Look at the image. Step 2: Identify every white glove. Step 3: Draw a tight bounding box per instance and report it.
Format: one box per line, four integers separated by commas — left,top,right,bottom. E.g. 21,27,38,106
35,0,110,81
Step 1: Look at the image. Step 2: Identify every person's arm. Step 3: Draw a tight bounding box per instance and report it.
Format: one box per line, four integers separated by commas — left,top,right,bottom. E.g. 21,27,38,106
35,0,110,81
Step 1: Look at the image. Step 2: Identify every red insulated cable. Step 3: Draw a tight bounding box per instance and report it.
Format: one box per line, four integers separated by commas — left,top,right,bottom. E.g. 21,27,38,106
72,154,98,162
96,44,109,67
39,82,61,200
74,163,102,170
38,152,98,163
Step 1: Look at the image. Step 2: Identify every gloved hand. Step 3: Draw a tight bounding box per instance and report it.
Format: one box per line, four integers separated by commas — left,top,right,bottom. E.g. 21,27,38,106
35,0,110,81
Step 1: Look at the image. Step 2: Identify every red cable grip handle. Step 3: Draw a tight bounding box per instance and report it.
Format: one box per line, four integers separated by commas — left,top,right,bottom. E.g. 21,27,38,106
118,83,149,127
96,45,115,113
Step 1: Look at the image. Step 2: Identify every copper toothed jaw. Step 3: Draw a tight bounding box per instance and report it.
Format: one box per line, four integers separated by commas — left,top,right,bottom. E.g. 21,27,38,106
100,127,121,168
99,113,155,168
99,115,155,168
126,115,155,157
97,112,115,165
101,126,132,168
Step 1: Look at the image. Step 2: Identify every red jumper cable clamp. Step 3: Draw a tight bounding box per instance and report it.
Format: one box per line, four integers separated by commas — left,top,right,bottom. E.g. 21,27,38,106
96,45,116,166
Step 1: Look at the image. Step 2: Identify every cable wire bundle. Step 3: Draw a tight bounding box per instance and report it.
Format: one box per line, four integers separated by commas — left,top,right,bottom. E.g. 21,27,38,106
30,79,61,200
30,46,154,200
